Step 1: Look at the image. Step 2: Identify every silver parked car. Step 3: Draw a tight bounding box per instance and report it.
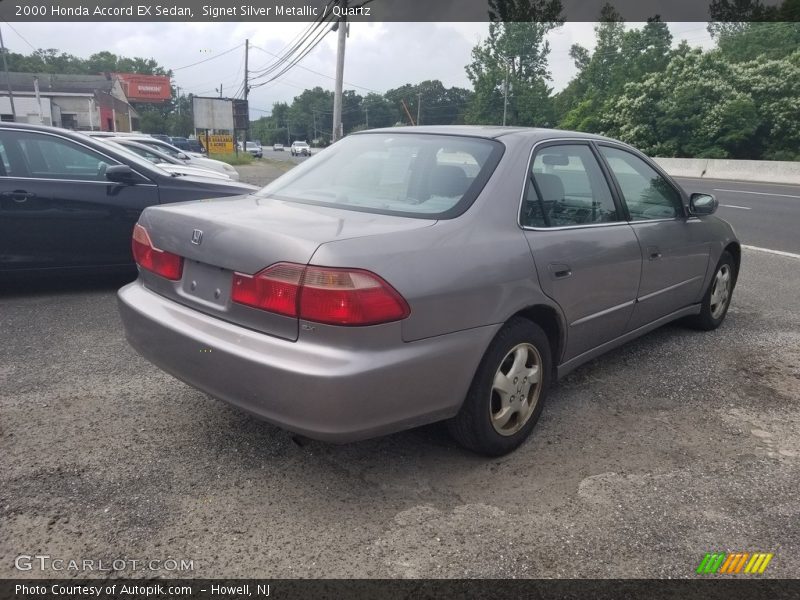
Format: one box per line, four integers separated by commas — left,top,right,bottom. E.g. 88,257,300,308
118,127,740,455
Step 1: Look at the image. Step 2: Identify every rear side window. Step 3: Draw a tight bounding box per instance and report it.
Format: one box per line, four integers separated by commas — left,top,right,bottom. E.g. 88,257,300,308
522,144,619,228
598,146,682,220
258,133,504,219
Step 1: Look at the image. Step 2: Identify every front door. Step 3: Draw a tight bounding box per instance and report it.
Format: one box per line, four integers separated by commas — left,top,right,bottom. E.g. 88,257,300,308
596,145,711,330
520,142,642,361
0,128,159,271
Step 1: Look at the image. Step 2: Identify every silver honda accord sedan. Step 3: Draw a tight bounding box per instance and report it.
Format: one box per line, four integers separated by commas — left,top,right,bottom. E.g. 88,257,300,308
118,126,739,456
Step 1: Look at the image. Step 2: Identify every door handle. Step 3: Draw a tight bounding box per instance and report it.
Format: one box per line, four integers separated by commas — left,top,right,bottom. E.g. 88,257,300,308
1,190,36,203
549,263,572,279
647,246,662,261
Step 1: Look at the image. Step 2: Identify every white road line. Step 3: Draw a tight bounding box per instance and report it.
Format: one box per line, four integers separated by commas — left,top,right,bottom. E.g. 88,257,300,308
719,204,752,210
714,188,800,199
743,245,800,259
675,176,800,189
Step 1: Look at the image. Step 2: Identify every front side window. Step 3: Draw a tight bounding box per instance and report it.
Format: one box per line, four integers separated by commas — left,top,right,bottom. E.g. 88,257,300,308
257,133,503,219
522,144,619,228
0,130,116,181
599,146,682,221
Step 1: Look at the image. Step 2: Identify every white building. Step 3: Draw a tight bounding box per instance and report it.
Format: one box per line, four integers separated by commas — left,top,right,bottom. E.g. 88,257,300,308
0,72,138,131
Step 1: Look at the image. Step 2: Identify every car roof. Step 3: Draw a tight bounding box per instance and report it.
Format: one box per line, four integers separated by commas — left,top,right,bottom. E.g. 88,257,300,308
358,125,613,142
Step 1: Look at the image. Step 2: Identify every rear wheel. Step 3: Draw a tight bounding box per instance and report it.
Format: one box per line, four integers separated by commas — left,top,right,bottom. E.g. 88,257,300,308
686,251,736,331
447,318,552,456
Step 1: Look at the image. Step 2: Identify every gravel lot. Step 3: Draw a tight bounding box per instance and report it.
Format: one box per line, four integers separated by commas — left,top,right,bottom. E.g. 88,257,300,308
1,162,798,579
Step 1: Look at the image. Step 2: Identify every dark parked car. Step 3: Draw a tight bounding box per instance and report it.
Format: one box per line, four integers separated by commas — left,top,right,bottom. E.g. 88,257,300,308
0,122,256,275
186,139,206,154
118,126,740,456
150,134,172,143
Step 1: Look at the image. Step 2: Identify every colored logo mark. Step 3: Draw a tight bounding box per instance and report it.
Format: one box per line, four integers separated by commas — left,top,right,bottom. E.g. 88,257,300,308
696,552,774,574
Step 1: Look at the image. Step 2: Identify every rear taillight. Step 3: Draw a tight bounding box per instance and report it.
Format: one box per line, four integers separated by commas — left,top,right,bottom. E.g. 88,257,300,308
231,263,303,318
231,262,410,326
131,224,183,281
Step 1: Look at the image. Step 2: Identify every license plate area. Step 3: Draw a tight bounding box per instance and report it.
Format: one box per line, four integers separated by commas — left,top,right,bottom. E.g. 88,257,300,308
180,260,233,309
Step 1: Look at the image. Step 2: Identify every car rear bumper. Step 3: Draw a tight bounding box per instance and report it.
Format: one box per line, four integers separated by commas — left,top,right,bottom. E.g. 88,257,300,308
118,281,498,442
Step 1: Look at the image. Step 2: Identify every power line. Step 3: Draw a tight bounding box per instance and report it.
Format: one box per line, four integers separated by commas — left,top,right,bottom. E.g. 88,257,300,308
250,44,380,93
247,1,336,79
248,22,334,89
172,43,244,71
2,22,37,53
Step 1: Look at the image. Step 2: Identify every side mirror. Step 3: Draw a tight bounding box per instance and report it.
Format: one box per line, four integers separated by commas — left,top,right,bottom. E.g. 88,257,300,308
105,164,139,184
689,193,718,216
176,152,189,160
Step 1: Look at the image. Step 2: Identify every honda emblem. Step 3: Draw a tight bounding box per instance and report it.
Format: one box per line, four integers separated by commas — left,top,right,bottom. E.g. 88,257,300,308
191,229,203,245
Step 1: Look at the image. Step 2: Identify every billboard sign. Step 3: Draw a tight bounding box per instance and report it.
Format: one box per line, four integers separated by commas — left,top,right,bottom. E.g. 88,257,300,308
193,96,234,131
116,73,172,103
232,99,249,130
199,133,235,154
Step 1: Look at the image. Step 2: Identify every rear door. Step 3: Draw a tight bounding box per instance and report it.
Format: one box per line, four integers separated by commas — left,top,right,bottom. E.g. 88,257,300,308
520,141,642,361
596,144,710,330
0,128,159,271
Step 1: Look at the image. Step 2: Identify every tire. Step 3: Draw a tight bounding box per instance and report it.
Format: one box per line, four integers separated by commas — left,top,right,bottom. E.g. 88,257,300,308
686,251,736,331
447,317,552,456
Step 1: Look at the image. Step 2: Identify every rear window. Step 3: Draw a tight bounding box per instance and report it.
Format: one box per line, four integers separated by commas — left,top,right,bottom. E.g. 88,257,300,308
257,133,503,219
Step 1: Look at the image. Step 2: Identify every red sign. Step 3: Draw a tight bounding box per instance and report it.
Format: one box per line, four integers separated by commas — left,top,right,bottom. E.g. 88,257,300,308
116,73,172,103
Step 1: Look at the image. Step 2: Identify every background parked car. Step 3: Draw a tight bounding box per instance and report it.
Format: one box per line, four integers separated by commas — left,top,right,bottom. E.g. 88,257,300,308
273,143,285,151
290,141,311,156
117,136,240,181
117,126,740,456
0,122,256,275
101,139,233,180
245,141,263,158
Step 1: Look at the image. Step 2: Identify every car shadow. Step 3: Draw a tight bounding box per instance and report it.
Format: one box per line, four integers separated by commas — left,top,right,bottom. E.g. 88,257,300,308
0,271,136,298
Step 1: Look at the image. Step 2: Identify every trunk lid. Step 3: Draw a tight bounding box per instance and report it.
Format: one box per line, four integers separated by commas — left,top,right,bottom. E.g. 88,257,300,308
137,195,435,340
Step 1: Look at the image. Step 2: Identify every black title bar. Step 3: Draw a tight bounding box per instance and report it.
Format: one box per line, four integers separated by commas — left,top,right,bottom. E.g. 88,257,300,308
4,579,800,600
0,0,797,22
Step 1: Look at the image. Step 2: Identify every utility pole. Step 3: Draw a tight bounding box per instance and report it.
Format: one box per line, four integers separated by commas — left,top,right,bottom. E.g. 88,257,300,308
0,27,16,121
331,1,347,142
416,92,422,126
502,57,511,126
244,38,249,143
364,107,368,128
312,110,317,141
176,85,181,115
33,76,44,124
217,84,223,98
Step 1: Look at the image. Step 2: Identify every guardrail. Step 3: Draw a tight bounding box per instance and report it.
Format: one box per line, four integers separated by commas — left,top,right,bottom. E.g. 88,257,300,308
654,158,800,185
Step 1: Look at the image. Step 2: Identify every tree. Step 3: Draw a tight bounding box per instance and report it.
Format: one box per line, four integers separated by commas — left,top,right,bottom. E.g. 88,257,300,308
464,10,563,126
555,5,672,131
600,48,800,160
139,111,166,134
360,93,395,129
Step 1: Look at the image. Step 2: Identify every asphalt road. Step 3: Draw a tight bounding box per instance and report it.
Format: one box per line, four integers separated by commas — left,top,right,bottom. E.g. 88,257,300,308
675,177,800,255
1,165,799,579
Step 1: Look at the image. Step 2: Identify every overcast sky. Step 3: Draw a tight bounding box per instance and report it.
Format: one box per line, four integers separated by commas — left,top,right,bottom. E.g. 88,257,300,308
3,22,715,116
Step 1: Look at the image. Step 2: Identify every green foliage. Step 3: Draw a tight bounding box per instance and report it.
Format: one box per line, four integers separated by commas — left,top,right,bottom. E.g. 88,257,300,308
2,48,169,76
554,7,672,132
139,111,166,134
464,16,562,126
211,152,253,166
600,49,800,160
550,2,798,161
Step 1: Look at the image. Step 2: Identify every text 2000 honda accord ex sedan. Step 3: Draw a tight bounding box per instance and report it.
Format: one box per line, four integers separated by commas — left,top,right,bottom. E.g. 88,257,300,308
118,126,739,456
